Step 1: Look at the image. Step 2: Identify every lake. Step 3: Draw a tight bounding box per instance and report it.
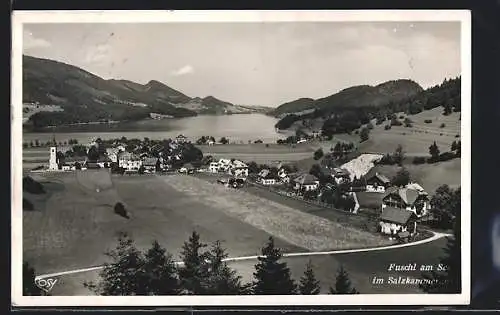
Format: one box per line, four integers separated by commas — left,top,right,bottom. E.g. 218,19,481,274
23,114,293,145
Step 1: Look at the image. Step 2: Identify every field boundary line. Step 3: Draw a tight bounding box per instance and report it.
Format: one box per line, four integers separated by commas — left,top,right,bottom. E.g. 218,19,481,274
35,231,450,280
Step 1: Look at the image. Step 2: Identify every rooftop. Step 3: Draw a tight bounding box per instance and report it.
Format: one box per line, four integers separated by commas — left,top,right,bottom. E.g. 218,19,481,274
380,207,416,225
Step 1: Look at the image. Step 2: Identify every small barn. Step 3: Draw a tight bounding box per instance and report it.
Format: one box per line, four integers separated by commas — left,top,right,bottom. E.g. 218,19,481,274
379,207,417,239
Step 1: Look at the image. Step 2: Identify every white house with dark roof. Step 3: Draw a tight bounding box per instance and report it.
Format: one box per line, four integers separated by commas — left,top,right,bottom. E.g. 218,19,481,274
118,151,142,171
382,184,430,217
379,207,418,238
293,173,320,191
175,134,188,144
366,172,391,193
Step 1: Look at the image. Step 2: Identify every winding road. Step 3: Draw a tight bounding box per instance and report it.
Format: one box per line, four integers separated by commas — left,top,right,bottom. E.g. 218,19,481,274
36,231,450,280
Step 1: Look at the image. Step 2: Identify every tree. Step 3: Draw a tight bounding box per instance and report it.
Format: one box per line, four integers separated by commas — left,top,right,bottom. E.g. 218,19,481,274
87,145,100,161
299,260,321,294
313,148,324,160
203,241,247,294
429,141,440,161
329,265,358,294
35,139,40,147
138,165,145,175
23,261,43,296
451,141,458,152
359,127,370,142
430,185,460,229
142,240,181,295
253,237,297,294
394,144,405,166
84,232,148,295
391,168,411,187
178,231,210,295
421,215,461,293
219,137,229,145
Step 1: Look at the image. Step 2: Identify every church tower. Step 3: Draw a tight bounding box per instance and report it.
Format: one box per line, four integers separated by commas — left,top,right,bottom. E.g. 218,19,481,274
49,146,58,170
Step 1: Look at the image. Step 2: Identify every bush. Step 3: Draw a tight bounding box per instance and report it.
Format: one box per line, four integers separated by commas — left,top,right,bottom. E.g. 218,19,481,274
440,123,446,128
412,156,427,164
313,148,324,160
438,151,456,162
114,202,129,219
265,143,269,147
424,119,432,124
367,123,374,130
455,134,460,138
354,130,359,134
399,115,405,119
384,125,392,130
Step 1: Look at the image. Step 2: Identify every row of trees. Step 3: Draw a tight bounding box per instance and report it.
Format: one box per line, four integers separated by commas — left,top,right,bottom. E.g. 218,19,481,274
24,220,461,296
24,233,359,296
22,138,80,149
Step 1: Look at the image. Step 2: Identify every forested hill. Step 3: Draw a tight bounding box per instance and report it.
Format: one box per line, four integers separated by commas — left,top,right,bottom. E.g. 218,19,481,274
23,55,268,129
270,79,424,118
274,76,461,136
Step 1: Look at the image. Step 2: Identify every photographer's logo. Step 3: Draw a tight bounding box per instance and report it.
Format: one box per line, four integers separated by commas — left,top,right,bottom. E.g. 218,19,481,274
35,277,58,293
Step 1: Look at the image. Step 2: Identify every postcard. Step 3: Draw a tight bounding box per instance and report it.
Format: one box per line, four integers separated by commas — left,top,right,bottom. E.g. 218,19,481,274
11,9,471,307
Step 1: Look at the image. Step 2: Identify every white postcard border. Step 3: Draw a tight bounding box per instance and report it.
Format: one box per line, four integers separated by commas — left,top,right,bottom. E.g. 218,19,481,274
11,9,471,307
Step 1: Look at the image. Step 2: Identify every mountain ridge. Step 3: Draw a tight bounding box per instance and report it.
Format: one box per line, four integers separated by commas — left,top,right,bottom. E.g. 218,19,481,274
22,55,270,129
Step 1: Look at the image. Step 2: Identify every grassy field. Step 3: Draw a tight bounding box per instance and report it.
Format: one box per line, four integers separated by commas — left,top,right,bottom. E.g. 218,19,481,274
23,171,307,276
358,107,461,154
370,158,461,194
24,170,392,278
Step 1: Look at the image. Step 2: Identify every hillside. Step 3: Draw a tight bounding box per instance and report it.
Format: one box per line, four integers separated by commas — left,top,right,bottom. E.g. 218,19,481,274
22,55,264,129
271,80,423,117
274,77,460,136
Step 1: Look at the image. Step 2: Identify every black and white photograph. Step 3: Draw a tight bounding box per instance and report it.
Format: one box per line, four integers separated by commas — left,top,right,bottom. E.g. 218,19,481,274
11,10,471,306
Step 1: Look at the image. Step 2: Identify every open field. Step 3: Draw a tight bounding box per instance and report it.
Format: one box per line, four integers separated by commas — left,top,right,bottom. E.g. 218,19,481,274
199,143,315,154
23,171,305,277
162,175,392,251
359,107,460,154
370,158,461,194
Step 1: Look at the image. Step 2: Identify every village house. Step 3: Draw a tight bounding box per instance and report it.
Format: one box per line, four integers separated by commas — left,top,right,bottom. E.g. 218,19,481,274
118,151,142,172
366,172,391,193
209,161,220,173
277,167,290,183
258,169,278,185
207,139,215,146
142,157,158,173
331,168,351,185
180,163,196,174
379,207,418,240
382,185,430,217
175,134,189,144
293,173,320,191
106,148,121,163
217,158,232,172
228,160,249,178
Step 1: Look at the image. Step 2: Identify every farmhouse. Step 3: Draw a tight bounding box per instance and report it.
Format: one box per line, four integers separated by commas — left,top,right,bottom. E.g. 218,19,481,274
382,185,430,217
366,172,391,193
379,207,418,238
293,173,320,191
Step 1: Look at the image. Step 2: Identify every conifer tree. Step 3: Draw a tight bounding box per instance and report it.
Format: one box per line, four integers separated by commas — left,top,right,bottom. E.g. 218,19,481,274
253,237,297,294
178,231,210,295
142,240,181,295
298,260,321,294
84,232,147,295
203,240,247,294
329,265,359,294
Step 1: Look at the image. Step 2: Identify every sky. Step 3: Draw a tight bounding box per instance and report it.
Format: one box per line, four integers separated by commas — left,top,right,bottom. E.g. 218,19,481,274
23,21,461,107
